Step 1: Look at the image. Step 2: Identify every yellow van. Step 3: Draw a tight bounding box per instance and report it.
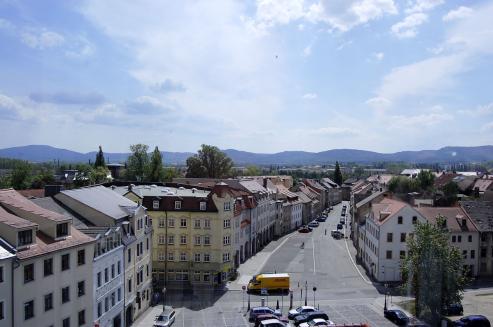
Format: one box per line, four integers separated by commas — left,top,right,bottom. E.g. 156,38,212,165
247,273,290,293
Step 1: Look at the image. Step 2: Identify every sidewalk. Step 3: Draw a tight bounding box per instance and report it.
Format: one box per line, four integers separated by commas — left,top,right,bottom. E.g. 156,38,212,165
228,233,294,290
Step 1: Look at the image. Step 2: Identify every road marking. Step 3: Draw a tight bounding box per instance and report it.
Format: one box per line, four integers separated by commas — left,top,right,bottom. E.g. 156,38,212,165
312,237,316,274
258,233,294,273
344,225,371,285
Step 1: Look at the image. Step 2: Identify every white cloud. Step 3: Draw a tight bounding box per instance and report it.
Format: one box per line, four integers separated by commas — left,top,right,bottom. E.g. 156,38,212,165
480,121,493,133
405,0,444,14
373,52,384,60
388,112,453,129
303,44,312,57
366,96,391,108
21,29,64,49
308,126,357,136
336,40,353,51
443,6,473,22
298,23,305,30
391,12,428,38
459,103,493,117
302,93,317,100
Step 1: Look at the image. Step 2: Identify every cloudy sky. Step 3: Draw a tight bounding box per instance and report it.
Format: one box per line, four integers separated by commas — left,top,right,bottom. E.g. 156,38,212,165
0,0,492,154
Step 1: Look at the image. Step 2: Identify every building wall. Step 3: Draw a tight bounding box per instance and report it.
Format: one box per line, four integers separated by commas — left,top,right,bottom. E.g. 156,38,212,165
450,231,479,277
479,232,493,276
0,256,13,327
13,243,94,327
291,203,302,230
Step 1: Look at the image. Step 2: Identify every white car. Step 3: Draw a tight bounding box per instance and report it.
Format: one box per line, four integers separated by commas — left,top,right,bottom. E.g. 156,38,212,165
299,318,336,327
153,307,176,327
288,306,317,319
260,318,287,327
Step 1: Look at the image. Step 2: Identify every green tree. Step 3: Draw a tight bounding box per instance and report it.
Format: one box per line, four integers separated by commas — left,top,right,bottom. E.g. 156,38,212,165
185,144,233,178
74,164,93,187
94,145,106,168
333,161,343,186
245,165,261,176
126,144,150,181
31,169,55,188
163,167,178,182
90,166,110,184
401,215,468,325
353,166,365,179
417,170,435,190
147,146,165,182
11,161,32,189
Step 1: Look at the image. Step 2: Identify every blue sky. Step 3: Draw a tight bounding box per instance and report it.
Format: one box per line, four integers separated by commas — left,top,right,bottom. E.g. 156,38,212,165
0,0,492,154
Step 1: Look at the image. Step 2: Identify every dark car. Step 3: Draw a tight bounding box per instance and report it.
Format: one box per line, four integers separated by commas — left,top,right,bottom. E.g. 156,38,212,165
443,303,464,316
316,216,326,222
337,223,343,230
452,315,491,327
249,307,282,322
308,221,319,228
293,312,329,326
254,314,289,327
384,309,409,326
298,226,312,233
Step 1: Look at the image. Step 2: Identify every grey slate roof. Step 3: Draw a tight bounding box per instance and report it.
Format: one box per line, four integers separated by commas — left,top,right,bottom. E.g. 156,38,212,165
111,184,210,199
31,197,91,229
461,200,493,232
355,190,386,209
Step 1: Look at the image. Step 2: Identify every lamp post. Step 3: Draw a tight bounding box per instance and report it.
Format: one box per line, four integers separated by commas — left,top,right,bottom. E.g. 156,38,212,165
312,286,317,307
384,283,388,312
162,287,166,312
304,281,308,306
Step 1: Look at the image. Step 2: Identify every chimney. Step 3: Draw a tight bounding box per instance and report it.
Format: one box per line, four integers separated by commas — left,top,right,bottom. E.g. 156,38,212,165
462,218,467,228
128,184,133,191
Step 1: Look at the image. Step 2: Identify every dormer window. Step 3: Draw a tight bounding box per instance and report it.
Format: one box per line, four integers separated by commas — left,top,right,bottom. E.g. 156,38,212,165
224,202,231,211
175,201,182,210
57,223,69,238
200,202,206,211
18,229,33,247
153,200,159,209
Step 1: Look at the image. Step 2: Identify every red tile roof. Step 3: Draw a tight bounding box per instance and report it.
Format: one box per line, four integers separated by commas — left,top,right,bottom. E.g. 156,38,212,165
369,198,407,225
0,205,37,229
416,207,477,233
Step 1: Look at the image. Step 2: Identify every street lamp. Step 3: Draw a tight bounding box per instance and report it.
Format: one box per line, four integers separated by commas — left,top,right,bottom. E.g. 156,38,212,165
162,287,166,312
384,283,388,312
304,281,308,306
312,286,317,308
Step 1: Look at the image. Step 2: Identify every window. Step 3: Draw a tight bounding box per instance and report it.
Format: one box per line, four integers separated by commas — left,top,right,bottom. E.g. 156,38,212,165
200,202,206,211
194,235,201,245
0,301,3,320
97,302,102,317
204,235,210,245
0,266,2,283
42,258,53,277
168,252,174,261
78,281,85,297
397,216,403,224
24,300,34,320
147,237,149,250
471,250,475,259
175,201,182,209
223,236,230,245
481,248,487,258
44,293,53,311
386,250,392,259
223,252,230,262
158,234,166,244
412,216,417,224
63,317,70,327
194,219,201,228
128,248,131,263
180,235,187,244
77,250,85,266
223,219,231,229
111,264,115,278
387,233,393,242
468,235,472,242
458,235,462,243
224,202,231,211
159,218,165,228
452,235,456,242
118,261,121,275
97,272,102,287
158,252,166,261
118,288,121,301
204,219,210,229
111,292,115,306
105,297,109,311
168,218,175,227
400,251,405,259
128,278,132,293
57,223,69,238
104,267,108,283
168,235,175,245
61,253,70,271
153,200,159,209
62,286,70,303
24,263,34,283
194,271,201,281
194,253,201,262
180,218,187,228
400,233,406,242
18,229,33,247
203,253,210,262
463,250,467,259
78,310,85,326
180,253,187,261
203,272,210,282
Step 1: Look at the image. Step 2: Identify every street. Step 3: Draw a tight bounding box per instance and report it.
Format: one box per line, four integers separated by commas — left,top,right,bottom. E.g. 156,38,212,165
133,202,396,326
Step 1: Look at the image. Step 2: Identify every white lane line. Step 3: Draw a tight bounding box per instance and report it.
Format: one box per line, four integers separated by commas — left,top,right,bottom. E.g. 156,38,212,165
344,225,371,285
312,237,316,274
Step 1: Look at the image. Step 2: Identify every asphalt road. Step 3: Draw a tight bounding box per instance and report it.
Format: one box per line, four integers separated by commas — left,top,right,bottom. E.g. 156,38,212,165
135,201,395,326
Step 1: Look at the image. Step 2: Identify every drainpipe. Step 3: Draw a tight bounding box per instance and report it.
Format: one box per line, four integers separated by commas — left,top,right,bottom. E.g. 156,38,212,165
12,257,20,327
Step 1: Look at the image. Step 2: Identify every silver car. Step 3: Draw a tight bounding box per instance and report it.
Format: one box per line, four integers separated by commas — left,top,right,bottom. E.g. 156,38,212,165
154,307,176,327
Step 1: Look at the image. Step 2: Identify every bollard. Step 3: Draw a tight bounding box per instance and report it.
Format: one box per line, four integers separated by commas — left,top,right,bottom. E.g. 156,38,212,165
261,297,265,307
289,290,293,310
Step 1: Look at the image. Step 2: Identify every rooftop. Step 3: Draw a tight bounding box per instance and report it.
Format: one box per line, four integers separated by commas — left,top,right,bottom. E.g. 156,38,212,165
31,197,91,229
113,184,210,198
460,200,493,232
417,207,477,233
0,205,38,229
369,197,408,225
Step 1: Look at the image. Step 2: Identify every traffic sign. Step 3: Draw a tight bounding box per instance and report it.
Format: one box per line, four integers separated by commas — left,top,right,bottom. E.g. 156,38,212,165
242,285,246,290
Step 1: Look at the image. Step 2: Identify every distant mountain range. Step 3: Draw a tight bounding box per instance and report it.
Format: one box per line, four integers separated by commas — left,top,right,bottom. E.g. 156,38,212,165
1,145,493,165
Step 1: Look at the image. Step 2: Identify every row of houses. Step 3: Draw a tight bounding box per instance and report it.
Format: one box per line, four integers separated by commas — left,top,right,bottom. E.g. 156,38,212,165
0,187,152,327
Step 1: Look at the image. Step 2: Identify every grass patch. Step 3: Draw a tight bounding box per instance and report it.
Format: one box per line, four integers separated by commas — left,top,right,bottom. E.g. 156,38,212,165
397,299,416,316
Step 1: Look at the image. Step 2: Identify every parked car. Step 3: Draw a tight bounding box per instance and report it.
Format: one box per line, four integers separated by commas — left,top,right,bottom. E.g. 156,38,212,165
249,307,282,322
308,221,319,228
293,312,329,326
299,226,312,233
255,314,289,327
443,303,464,316
153,307,176,327
288,306,317,319
316,216,326,222
260,319,287,327
331,230,343,239
452,315,491,327
384,309,409,326
337,223,343,230
299,318,336,327
339,218,345,225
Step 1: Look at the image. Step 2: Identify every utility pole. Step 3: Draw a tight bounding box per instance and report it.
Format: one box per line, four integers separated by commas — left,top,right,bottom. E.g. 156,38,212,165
304,281,308,306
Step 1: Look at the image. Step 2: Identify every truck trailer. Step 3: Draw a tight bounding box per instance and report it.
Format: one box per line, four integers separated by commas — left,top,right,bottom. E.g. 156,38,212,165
247,273,290,293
